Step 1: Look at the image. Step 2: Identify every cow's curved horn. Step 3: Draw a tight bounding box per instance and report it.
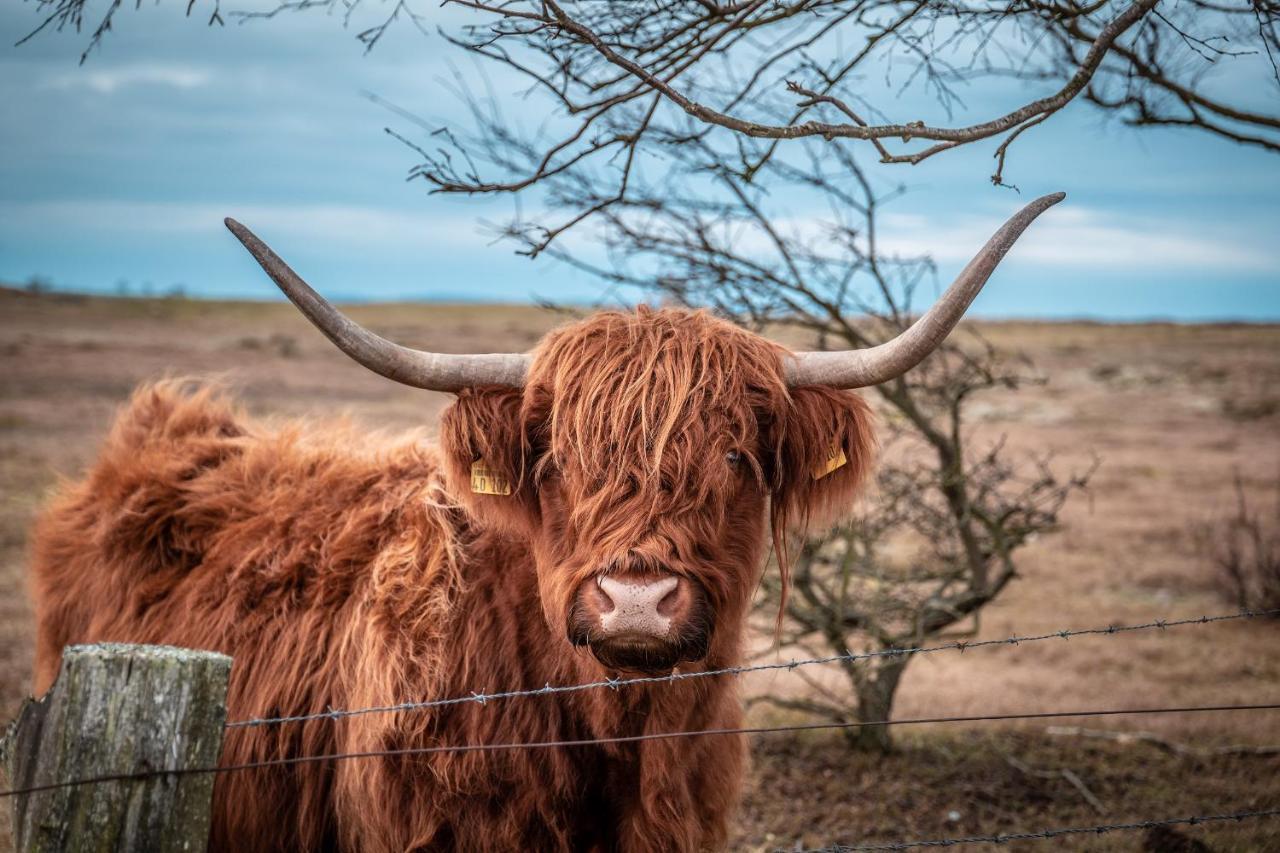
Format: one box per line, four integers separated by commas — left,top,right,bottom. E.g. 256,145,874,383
225,219,529,391
785,192,1064,389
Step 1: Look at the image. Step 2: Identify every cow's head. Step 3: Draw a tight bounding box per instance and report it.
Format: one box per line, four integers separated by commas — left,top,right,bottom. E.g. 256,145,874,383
225,193,1062,675
436,308,877,674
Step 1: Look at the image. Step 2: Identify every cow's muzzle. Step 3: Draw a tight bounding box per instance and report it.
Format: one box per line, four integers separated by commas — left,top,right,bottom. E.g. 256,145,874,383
568,570,710,674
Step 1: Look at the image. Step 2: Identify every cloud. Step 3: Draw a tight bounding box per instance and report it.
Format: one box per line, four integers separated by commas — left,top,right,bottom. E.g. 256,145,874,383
876,205,1275,272
9,198,1269,282
726,204,1275,274
41,63,211,94
0,199,500,252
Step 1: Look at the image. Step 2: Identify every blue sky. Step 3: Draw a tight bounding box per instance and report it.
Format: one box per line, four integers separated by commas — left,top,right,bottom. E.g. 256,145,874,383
1,1,1278,320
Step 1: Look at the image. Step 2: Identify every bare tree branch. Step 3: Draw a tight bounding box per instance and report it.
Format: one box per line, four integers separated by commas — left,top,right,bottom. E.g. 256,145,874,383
24,1,1279,250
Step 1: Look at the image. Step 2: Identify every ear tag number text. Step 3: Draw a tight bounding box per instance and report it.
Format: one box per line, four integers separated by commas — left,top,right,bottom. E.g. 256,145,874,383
470,461,513,496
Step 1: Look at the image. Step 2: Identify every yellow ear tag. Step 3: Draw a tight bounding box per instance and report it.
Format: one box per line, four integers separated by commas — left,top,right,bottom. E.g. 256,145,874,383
812,446,848,480
470,460,512,496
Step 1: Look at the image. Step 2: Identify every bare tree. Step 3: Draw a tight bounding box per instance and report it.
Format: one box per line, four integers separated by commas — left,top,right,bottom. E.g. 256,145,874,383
425,0,1280,170
762,376,1094,752
509,134,1094,749
396,0,1278,256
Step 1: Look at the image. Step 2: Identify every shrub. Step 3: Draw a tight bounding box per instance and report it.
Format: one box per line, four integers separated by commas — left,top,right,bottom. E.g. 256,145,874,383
1198,475,1280,617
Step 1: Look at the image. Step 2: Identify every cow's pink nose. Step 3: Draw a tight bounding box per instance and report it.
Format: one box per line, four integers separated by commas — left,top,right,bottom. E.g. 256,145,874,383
569,570,709,672
589,572,690,640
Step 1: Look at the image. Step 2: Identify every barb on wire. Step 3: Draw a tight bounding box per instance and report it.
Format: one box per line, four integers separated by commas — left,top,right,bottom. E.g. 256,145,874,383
225,609,1278,729
804,807,1280,851
5,702,1278,799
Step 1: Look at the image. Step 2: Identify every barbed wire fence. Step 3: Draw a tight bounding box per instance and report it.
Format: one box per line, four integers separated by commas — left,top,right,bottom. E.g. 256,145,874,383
225,608,1279,729
2,607,1278,852
7,701,1279,800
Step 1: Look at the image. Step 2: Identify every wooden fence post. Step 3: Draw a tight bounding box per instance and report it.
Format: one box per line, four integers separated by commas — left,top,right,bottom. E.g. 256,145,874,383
1,643,232,853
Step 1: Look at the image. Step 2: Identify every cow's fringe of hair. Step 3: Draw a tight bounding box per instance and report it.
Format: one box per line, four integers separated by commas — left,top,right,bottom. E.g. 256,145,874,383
515,307,875,635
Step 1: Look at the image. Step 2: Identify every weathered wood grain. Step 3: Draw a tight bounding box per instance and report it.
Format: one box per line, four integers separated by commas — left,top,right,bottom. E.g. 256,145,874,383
2,644,231,853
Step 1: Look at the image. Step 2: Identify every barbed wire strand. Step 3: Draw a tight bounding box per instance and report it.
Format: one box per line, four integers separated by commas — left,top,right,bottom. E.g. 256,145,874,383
5,702,1277,799
226,608,1279,729
803,807,1280,852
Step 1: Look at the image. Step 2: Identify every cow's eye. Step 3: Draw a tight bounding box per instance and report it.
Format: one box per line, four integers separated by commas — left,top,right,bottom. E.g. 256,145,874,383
725,449,742,466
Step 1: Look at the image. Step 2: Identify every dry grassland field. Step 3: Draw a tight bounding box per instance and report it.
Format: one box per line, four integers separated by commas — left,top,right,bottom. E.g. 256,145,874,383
1,286,1278,851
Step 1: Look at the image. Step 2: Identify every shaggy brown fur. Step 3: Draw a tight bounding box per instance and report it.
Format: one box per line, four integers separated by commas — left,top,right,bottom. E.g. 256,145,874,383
30,307,875,852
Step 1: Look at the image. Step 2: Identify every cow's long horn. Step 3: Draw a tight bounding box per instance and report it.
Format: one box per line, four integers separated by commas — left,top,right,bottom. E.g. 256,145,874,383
785,192,1064,389
225,219,529,391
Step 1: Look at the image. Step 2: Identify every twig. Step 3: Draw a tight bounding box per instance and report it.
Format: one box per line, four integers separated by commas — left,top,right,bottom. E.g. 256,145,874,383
1046,725,1280,757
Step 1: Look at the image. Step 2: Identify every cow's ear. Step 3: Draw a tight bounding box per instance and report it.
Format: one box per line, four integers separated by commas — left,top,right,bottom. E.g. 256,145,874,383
440,387,534,532
770,387,876,536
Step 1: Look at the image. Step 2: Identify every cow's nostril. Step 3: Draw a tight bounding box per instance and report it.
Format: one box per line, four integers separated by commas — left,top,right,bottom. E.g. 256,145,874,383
656,583,683,617
592,575,616,614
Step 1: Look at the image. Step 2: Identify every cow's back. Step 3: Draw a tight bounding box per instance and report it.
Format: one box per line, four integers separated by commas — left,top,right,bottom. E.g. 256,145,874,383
29,381,468,850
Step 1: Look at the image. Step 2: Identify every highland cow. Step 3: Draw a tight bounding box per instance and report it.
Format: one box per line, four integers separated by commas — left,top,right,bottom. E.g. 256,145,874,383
29,194,1063,851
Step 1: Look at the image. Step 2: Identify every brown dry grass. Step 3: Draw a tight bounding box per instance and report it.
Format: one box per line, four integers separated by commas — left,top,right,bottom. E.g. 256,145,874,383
1,287,1277,850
